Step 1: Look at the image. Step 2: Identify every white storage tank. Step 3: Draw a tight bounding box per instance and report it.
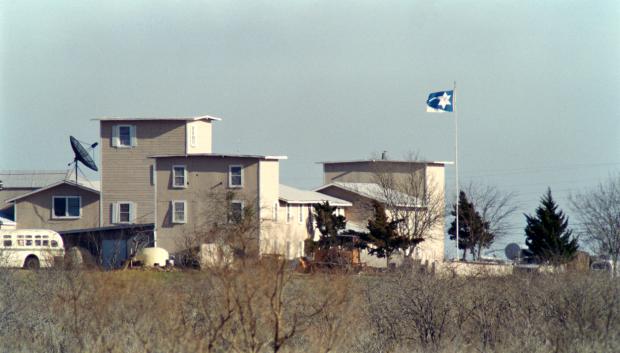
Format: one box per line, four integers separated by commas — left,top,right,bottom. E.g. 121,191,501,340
135,247,170,267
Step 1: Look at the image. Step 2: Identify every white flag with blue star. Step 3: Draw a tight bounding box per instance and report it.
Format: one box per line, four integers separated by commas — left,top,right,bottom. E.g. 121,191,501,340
426,90,454,113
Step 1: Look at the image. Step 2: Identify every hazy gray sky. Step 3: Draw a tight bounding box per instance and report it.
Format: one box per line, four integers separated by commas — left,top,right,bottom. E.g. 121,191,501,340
2,0,619,253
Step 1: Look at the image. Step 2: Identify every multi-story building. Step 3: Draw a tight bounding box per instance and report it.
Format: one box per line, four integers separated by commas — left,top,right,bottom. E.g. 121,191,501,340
95,116,220,227
316,159,447,263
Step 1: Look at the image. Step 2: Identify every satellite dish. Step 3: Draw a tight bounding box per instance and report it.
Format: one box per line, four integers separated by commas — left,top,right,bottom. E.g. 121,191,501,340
69,136,98,184
505,243,522,261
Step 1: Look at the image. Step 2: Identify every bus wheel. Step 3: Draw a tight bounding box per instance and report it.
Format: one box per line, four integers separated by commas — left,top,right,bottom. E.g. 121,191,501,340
24,256,40,270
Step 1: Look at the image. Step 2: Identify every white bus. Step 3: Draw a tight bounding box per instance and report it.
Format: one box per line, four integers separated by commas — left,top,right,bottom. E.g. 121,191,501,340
0,229,65,269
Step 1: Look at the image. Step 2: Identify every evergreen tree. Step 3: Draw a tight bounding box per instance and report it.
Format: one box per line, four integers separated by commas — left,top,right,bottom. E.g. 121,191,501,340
359,201,408,267
448,191,493,260
305,201,347,254
524,188,578,265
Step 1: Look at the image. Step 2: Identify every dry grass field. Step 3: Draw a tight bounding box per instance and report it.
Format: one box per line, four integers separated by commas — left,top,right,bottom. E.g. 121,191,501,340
0,264,618,353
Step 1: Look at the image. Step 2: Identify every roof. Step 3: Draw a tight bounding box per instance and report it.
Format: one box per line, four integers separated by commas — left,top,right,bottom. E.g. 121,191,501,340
5,180,100,203
58,223,154,235
93,115,221,122
317,159,453,166
279,184,352,206
315,182,422,207
0,170,70,189
149,153,287,160
0,216,16,226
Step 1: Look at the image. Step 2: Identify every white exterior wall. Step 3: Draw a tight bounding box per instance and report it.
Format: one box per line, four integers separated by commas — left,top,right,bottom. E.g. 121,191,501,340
414,165,446,263
185,120,213,154
263,202,316,260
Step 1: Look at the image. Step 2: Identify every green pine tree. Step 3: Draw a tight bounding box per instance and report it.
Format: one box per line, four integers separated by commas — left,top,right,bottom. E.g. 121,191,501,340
305,201,347,254
448,191,493,260
359,201,407,267
524,188,578,265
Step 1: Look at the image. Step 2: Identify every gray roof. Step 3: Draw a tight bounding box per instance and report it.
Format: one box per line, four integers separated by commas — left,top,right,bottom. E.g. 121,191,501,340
149,153,287,160
316,182,422,207
0,170,70,189
5,180,100,203
317,159,452,166
93,115,221,121
279,184,351,206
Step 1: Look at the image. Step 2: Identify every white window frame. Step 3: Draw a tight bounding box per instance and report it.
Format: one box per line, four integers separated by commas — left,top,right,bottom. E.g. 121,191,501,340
286,204,292,223
114,201,136,224
172,165,187,188
298,204,303,223
229,200,244,223
172,200,187,224
52,196,82,219
228,165,244,188
273,202,278,222
190,125,197,147
112,125,137,148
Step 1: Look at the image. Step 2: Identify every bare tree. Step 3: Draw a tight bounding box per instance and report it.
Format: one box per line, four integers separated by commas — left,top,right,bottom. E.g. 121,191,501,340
372,153,445,259
459,182,518,260
570,175,620,275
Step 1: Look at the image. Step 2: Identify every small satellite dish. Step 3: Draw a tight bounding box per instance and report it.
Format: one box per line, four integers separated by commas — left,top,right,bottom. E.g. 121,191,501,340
69,136,98,183
505,243,522,261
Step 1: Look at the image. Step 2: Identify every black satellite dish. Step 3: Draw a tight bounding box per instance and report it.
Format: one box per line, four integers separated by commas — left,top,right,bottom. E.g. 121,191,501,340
69,136,98,183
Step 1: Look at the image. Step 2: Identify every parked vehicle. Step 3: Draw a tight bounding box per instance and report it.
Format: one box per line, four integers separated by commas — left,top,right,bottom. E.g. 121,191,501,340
0,229,65,269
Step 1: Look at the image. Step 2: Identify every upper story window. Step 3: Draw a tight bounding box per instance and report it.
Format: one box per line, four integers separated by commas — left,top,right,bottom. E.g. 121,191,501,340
112,125,137,148
190,126,197,147
286,204,292,223
298,205,303,223
52,196,81,219
228,165,243,188
273,202,278,222
172,200,187,224
113,201,136,224
172,165,187,188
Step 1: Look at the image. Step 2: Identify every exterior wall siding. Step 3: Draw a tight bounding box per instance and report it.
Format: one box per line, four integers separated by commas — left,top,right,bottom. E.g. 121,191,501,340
100,120,188,226
185,120,213,154
323,161,425,186
154,156,262,254
263,202,315,259
14,184,99,231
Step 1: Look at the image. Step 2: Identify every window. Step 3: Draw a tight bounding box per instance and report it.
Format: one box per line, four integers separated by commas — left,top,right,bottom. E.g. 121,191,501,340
229,201,244,224
172,201,187,224
112,125,136,148
35,240,41,246
172,165,187,188
190,126,197,147
52,196,81,218
119,203,131,223
42,240,49,247
228,165,243,188
3,240,11,247
286,205,292,223
26,240,32,246
298,205,303,223
113,202,135,224
273,202,278,222
51,240,58,248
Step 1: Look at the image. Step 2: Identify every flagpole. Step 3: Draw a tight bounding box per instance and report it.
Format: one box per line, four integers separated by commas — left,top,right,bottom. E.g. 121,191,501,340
454,81,459,261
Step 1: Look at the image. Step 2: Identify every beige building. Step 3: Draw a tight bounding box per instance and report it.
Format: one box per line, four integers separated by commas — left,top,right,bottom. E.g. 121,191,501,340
150,153,286,255
269,184,351,259
5,180,100,232
95,116,220,227
316,159,448,263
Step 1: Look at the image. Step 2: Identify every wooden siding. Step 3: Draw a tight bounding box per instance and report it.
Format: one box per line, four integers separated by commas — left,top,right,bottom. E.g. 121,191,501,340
323,161,424,185
154,156,261,253
14,184,99,231
100,120,187,226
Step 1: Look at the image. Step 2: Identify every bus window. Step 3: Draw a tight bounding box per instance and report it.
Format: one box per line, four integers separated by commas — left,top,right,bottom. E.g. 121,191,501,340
26,240,32,246
25,235,32,239
3,240,11,247
17,235,24,239
17,240,24,246
35,240,41,246
42,240,49,246
43,235,49,239
35,235,41,239
51,240,58,248
3,235,11,239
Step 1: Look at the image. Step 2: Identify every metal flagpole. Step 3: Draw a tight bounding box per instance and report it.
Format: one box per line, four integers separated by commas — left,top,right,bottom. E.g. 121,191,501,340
454,81,459,261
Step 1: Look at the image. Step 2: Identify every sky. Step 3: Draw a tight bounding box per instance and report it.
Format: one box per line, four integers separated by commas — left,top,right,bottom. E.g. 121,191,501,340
1,0,619,257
